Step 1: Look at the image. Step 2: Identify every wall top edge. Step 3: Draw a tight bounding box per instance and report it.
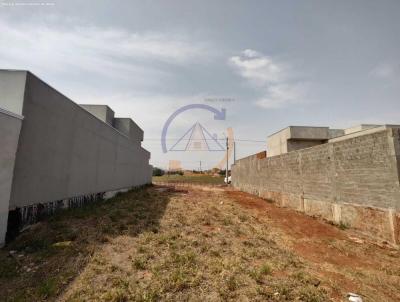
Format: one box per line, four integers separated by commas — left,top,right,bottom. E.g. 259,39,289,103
267,125,330,138
0,107,24,120
0,69,28,73
79,104,115,114
328,126,391,143
236,126,396,164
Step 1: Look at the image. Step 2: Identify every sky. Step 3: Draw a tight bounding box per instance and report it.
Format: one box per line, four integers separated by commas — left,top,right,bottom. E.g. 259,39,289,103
1,0,400,170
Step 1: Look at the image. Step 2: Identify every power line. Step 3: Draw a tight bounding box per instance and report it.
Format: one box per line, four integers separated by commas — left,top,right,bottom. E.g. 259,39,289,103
143,138,265,143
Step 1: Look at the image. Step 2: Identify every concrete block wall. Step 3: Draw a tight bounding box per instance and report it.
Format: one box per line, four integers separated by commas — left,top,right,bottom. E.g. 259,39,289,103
0,70,152,245
232,128,400,244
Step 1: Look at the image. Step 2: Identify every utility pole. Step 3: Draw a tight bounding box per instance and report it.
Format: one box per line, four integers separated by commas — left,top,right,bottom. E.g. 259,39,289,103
233,141,236,164
199,160,202,173
226,137,229,184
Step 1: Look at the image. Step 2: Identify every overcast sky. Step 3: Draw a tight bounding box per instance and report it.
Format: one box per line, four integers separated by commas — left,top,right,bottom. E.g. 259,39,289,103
1,0,400,170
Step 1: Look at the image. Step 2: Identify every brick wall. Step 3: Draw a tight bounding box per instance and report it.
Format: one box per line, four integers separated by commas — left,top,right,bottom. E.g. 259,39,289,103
233,128,400,210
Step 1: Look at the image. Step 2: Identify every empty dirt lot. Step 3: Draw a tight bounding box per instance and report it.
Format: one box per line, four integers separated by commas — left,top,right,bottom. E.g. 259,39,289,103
1,185,399,301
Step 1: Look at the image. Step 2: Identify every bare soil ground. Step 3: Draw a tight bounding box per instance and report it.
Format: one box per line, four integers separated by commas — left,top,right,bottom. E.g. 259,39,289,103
153,174,225,185
0,185,399,301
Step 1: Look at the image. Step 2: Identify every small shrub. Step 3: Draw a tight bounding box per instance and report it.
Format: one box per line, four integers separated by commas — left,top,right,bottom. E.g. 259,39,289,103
171,251,196,267
137,246,147,253
152,167,165,176
225,275,238,291
298,285,327,302
260,263,272,275
133,257,146,270
168,268,192,291
38,278,57,298
238,214,248,222
339,221,349,230
222,217,232,226
139,289,160,301
250,263,272,283
103,289,129,302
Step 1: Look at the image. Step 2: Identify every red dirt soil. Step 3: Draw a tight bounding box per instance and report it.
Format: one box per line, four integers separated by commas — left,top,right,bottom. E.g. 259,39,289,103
225,189,400,301
226,190,345,240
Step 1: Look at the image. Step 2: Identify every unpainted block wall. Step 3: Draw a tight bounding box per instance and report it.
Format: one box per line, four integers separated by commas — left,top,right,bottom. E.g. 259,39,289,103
232,129,400,243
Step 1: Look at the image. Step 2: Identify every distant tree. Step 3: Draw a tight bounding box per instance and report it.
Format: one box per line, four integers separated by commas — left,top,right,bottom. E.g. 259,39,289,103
153,167,165,176
166,170,184,176
219,169,231,176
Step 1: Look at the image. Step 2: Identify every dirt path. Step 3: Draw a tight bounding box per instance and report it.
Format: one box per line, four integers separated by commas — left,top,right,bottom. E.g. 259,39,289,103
1,185,399,302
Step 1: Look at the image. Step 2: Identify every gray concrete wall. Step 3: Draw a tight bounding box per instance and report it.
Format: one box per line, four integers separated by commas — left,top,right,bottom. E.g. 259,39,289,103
286,140,326,153
328,129,345,139
267,126,330,157
113,118,144,142
290,126,329,139
79,104,115,126
0,70,27,115
266,127,291,157
0,109,22,246
232,128,400,243
344,124,380,135
4,71,152,209
329,125,400,143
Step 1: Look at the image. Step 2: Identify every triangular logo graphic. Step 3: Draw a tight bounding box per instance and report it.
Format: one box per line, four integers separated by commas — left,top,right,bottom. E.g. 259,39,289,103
169,122,225,151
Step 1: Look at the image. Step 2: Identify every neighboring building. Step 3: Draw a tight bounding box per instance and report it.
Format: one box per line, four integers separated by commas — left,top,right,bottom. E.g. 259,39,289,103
0,70,152,246
344,124,381,135
168,160,182,172
267,126,345,157
266,125,392,157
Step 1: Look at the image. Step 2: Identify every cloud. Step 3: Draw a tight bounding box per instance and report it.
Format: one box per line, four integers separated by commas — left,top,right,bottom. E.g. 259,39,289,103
255,83,309,109
229,49,309,109
370,62,400,79
229,49,285,86
0,19,208,79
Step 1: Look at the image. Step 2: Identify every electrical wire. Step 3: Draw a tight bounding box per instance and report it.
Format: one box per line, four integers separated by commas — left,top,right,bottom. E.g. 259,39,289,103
143,138,265,143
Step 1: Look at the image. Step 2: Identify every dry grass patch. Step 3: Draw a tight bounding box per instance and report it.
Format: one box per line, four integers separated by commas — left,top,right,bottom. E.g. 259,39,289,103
0,186,168,301
2,185,398,301
58,187,329,301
